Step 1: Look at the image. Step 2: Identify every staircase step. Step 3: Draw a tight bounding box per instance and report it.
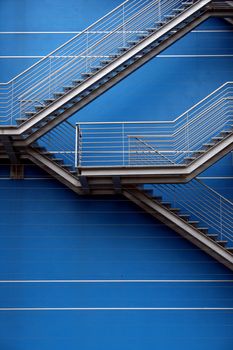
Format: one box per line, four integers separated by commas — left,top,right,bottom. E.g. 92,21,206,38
81,72,93,78
109,54,119,59
44,98,55,104
188,220,199,227
137,33,148,39
216,240,228,247
227,248,233,254
53,158,64,164
182,1,194,5
100,59,112,65
182,1,194,6
179,214,190,221
24,111,35,117
153,195,162,201
118,46,129,52
220,130,232,136
156,21,166,27
16,118,27,124
193,150,206,155
91,66,102,71
36,146,47,153
203,143,215,148
164,14,176,19
198,227,209,234
211,136,223,142
170,208,181,213
72,79,83,85
146,27,157,32
184,156,196,163
173,8,184,13
53,92,64,98
62,164,73,169
207,234,218,241
143,189,154,196
63,86,74,91
34,105,45,111
127,40,139,46
161,202,171,208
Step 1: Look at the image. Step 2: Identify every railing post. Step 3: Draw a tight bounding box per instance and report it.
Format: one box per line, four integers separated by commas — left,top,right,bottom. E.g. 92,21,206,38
75,125,79,168
128,136,131,166
86,31,89,72
158,0,161,22
220,197,223,240
122,123,125,166
11,81,14,125
122,4,126,46
49,57,52,98
186,112,190,158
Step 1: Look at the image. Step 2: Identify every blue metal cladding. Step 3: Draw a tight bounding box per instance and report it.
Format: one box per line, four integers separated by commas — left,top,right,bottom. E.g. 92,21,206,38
0,0,233,349
0,176,232,349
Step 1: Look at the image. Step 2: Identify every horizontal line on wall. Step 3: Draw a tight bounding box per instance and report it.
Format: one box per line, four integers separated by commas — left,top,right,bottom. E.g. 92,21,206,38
0,177,233,181
0,54,233,59
0,307,232,311
198,177,233,180
0,30,232,34
0,279,232,283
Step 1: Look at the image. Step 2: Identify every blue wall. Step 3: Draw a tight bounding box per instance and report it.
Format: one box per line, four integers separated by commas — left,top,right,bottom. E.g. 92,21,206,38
0,0,233,349
0,175,232,350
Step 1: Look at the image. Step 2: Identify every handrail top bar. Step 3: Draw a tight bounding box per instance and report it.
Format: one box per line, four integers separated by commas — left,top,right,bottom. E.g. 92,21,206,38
76,121,175,125
77,84,233,126
0,0,131,85
196,179,233,206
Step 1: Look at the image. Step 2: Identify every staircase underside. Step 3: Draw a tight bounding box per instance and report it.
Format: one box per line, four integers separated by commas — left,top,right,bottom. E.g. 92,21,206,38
0,4,233,144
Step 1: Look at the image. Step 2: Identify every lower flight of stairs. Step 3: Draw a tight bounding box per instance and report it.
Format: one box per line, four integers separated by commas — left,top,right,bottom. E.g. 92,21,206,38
123,186,233,271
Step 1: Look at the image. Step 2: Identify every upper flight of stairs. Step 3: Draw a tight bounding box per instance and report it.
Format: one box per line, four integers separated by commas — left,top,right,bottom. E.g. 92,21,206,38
1,0,232,143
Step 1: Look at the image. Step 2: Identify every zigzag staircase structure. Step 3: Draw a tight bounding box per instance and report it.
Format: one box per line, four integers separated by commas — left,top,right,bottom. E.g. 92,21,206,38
0,0,233,270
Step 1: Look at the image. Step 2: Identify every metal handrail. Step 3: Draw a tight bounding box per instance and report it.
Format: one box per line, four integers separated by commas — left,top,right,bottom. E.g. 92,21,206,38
0,0,202,125
35,121,76,169
76,82,233,167
148,179,233,244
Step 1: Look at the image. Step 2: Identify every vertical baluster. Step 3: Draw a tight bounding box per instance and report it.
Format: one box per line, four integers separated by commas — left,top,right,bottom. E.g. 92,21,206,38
75,125,80,168
122,123,125,166
11,81,14,125
122,4,126,46
220,196,223,241
158,0,161,22
186,112,190,159
86,31,89,72
49,57,52,98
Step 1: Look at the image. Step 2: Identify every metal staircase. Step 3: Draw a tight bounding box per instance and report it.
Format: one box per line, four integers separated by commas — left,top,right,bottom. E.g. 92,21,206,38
0,0,232,144
124,180,233,271
0,0,233,270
